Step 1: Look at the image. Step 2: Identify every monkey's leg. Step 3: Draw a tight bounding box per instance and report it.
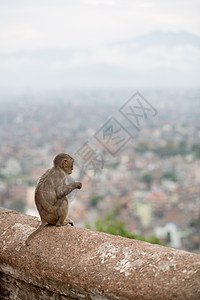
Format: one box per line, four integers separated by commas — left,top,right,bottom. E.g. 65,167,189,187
26,219,47,246
55,198,74,226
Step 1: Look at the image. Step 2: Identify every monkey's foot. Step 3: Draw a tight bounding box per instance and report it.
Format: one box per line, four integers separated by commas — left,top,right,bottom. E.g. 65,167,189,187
56,217,74,227
56,222,74,227
64,222,74,226
65,218,74,226
65,221,74,226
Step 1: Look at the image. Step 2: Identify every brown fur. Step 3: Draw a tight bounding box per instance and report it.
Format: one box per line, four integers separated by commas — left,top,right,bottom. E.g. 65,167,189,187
26,153,82,246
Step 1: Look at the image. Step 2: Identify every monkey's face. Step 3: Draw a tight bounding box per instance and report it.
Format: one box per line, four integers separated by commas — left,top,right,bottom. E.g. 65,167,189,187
63,156,74,174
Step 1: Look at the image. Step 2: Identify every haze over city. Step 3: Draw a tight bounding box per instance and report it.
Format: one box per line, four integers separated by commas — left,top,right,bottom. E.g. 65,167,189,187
0,1,200,253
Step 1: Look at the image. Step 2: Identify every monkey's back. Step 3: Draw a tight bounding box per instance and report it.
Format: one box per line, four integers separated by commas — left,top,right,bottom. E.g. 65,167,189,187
35,167,68,224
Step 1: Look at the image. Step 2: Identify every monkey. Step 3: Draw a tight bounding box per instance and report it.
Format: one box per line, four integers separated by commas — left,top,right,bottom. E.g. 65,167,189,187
26,153,82,246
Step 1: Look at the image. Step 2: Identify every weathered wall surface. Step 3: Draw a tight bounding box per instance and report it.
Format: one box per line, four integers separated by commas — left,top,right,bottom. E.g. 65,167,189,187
0,207,200,300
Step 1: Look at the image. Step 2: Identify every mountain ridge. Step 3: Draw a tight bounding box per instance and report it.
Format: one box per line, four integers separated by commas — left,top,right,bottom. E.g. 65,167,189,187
0,30,200,58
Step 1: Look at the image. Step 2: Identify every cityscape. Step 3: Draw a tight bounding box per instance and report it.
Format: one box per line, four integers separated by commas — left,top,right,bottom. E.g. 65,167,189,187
0,88,199,253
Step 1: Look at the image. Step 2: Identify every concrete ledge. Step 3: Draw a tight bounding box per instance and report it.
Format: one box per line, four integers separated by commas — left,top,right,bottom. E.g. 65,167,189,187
0,208,200,299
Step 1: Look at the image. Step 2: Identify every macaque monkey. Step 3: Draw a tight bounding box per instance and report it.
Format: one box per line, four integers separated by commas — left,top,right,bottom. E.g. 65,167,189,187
26,153,82,246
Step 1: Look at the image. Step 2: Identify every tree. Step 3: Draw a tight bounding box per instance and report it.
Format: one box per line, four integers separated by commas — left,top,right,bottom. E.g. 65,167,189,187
86,206,164,246
136,142,149,153
10,198,25,214
142,173,153,188
162,172,177,182
91,195,104,206
178,140,187,155
192,144,200,158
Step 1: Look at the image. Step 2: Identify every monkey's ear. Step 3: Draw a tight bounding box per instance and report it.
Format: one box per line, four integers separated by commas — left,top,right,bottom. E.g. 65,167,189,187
63,159,67,167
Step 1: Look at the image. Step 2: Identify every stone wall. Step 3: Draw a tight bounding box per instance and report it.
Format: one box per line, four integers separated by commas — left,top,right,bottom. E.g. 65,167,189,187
0,207,200,299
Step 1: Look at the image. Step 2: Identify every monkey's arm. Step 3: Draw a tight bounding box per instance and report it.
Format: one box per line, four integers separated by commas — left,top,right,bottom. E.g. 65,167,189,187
56,182,82,199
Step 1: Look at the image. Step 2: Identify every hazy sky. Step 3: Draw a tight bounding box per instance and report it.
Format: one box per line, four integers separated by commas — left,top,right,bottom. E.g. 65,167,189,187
0,0,200,90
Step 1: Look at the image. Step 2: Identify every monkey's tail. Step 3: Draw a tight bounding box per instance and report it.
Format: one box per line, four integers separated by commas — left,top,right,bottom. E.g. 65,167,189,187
26,219,47,246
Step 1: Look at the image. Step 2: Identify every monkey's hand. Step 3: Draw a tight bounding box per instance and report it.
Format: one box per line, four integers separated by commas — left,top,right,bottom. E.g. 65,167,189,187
62,182,82,196
75,182,82,189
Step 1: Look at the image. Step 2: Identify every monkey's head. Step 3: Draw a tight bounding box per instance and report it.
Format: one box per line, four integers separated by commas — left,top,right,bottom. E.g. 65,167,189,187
53,153,74,175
